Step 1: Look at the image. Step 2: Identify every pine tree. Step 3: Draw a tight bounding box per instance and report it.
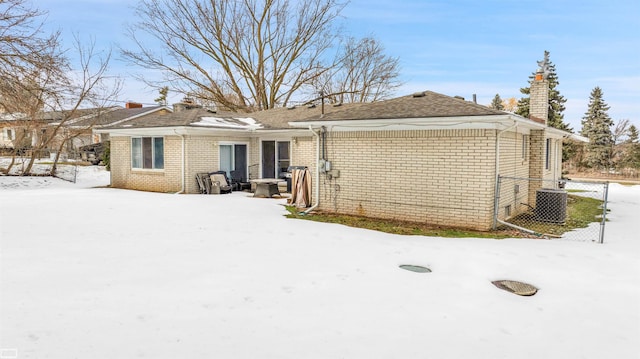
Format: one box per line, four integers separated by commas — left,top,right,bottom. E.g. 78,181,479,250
620,124,640,170
154,86,169,106
490,94,504,110
515,51,571,132
580,87,614,170
626,125,639,144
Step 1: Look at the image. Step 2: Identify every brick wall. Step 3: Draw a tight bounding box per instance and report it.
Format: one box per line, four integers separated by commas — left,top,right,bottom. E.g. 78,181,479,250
314,129,499,230
530,78,549,124
112,135,262,194
110,135,182,193
496,130,534,221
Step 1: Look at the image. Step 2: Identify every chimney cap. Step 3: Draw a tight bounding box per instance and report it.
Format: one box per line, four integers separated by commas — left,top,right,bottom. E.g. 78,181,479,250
125,102,143,109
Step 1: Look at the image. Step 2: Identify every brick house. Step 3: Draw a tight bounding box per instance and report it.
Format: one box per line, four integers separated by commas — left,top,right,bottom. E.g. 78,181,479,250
101,73,581,230
100,101,357,194
290,81,575,230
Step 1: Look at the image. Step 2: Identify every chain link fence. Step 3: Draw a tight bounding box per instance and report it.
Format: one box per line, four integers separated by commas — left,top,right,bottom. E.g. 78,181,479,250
494,176,609,243
1,155,80,183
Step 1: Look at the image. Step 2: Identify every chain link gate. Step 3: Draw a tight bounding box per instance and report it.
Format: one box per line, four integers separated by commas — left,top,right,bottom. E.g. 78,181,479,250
494,176,609,243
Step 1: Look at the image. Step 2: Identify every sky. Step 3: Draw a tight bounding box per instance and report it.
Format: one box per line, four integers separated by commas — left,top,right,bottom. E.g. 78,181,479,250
1,163,639,358
37,0,640,132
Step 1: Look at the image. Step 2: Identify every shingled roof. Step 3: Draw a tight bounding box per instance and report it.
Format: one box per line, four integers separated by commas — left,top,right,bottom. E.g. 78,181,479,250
104,102,363,130
69,106,169,127
102,91,510,132
247,102,363,129
293,91,507,122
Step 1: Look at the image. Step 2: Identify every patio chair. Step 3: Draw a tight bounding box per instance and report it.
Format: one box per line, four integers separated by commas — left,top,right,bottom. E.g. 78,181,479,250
230,169,251,191
195,173,212,194
208,171,233,194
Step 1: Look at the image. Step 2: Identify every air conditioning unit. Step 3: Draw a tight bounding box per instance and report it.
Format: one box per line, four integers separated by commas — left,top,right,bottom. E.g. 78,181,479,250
535,188,568,223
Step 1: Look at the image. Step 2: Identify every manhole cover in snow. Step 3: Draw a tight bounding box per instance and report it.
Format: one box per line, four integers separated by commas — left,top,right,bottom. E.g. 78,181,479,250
492,280,538,296
399,265,431,273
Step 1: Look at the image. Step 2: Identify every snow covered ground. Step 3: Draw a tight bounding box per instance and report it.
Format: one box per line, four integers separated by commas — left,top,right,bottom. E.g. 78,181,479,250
1,164,639,359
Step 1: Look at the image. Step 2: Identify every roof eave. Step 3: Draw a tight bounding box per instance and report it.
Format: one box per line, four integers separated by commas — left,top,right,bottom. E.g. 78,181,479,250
290,114,525,130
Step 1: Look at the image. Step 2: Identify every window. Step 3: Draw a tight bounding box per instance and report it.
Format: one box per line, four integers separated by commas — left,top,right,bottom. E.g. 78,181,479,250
545,138,551,170
522,135,529,160
4,129,14,140
132,137,163,169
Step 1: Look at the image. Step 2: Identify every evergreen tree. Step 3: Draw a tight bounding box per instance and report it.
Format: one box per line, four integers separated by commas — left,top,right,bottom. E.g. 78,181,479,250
620,124,640,170
580,87,614,170
515,51,571,132
626,125,639,144
154,86,169,106
490,94,504,110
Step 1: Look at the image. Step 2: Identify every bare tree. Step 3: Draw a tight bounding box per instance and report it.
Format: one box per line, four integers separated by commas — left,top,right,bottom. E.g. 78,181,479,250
313,36,401,104
0,0,67,173
502,97,518,112
0,0,121,175
0,0,64,89
46,37,122,175
122,0,346,111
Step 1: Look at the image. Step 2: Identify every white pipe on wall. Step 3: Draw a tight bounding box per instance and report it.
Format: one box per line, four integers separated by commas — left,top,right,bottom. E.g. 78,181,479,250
492,121,518,229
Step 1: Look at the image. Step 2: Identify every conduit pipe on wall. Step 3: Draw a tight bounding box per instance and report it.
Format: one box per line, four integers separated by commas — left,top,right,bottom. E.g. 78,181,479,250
302,125,321,215
492,121,518,229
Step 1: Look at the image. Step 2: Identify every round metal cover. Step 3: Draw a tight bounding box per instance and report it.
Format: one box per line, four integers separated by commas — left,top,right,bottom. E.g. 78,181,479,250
492,280,538,296
399,265,431,273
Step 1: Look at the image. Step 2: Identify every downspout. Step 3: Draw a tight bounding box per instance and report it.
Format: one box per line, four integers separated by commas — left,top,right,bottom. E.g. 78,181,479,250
174,130,186,194
492,121,517,229
302,125,320,215
495,217,545,237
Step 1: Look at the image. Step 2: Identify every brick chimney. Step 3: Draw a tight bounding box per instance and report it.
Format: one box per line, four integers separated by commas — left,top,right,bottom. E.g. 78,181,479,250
172,97,201,112
126,102,143,109
529,52,550,125
528,53,551,205
529,71,548,124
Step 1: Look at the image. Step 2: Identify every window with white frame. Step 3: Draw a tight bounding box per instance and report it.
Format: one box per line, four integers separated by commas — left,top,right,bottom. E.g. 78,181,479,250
132,137,164,169
522,134,529,160
3,128,14,140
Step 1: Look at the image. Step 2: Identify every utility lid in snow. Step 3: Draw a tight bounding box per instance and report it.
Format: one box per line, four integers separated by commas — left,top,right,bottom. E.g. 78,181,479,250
399,264,432,273
492,280,538,296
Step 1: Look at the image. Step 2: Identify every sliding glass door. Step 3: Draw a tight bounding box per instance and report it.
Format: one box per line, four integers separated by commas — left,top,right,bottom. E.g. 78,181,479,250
261,140,290,178
219,143,248,179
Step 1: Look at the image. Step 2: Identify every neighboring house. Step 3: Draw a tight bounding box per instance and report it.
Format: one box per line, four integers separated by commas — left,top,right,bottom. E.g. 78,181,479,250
1,113,26,151
63,103,172,149
0,102,171,157
101,73,583,231
0,111,57,154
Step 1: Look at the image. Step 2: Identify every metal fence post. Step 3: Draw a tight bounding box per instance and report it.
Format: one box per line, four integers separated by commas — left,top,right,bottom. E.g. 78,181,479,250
599,182,609,244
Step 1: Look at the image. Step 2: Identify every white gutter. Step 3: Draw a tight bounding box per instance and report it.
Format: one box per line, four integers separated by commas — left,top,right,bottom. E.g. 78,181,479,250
492,121,518,229
302,125,320,215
